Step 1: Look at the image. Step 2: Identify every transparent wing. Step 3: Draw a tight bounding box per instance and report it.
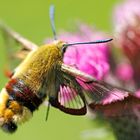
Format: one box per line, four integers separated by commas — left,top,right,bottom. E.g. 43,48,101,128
0,22,38,75
77,79,129,105
61,64,140,117
78,79,137,117
53,71,87,115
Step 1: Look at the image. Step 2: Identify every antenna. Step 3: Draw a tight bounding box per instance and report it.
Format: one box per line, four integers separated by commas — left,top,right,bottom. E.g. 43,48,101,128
49,5,57,40
65,38,113,47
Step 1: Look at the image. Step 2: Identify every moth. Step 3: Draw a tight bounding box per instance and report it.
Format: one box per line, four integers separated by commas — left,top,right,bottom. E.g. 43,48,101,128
0,5,138,134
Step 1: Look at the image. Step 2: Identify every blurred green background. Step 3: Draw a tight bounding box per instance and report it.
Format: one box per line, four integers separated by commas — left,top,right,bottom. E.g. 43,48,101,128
0,0,120,140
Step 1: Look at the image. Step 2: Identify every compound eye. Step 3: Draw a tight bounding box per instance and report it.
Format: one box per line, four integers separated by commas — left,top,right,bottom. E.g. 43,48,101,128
61,44,67,54
2,122,17,133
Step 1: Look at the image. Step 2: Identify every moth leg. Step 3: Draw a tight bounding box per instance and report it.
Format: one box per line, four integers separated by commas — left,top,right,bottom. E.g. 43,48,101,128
45,101,51,121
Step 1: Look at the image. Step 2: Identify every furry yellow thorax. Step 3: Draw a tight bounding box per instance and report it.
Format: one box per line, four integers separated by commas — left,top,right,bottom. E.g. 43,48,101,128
13,40,65,92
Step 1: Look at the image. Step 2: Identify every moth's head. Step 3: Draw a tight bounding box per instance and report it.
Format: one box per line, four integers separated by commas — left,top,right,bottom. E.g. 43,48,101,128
49,5,113,55
53,40,68,54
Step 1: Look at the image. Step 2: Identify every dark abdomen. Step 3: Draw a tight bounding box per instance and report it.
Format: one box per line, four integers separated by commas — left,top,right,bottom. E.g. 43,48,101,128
5,78,43,112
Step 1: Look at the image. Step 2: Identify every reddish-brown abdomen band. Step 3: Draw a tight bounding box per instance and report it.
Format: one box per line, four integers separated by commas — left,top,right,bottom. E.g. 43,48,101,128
6,78,43,112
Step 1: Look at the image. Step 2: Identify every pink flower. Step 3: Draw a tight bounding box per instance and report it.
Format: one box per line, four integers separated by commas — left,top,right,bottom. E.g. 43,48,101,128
113,0,140,33
135,89,140,98
113,0,140,86
60,24,110,80
115,62,134,82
